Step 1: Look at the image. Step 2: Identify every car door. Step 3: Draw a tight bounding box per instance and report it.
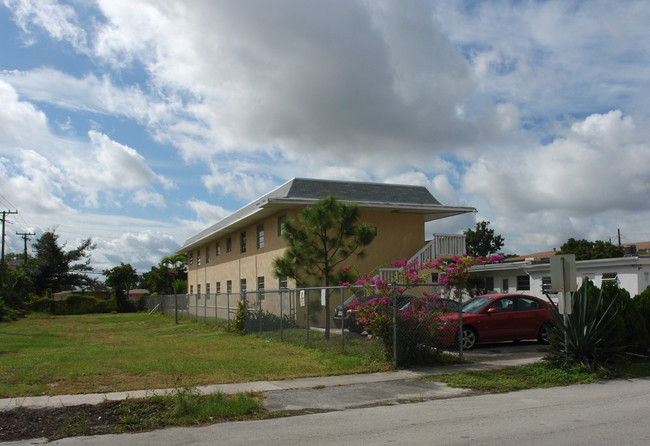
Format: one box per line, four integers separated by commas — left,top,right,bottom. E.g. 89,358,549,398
480,296,517,341
510,296,545,339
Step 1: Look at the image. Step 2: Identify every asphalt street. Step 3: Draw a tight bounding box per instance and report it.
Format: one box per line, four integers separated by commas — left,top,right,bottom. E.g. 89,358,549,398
8,377,649,446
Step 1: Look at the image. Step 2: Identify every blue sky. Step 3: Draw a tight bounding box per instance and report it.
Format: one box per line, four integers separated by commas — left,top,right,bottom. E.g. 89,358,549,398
1,0,649,275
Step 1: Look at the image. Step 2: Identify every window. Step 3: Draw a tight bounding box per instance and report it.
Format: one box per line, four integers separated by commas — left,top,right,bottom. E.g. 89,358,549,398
226,238,232,253
189,253,193,265
542,276,554,294
278,215,286,236
206,283,210,294
485,276,494,291
197,284,201,296
216,282,221,294
516,275,530,291
190,285,193,294
516,297,540,311
240,231,247,253
206,246,210,264
226,280,232,293
216,242,220,256
279,276,288,289
240,278,247,293
197,250,201,266
488,297,514,313
257,224,265,249
257,276,265,300
502,278,509,293
602,272,618,282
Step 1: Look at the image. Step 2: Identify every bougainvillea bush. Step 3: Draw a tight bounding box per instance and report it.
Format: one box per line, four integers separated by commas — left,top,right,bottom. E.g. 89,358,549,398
347,255,502,365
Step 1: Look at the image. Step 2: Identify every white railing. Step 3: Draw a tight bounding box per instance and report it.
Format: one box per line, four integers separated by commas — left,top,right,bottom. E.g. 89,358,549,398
378,233,466,282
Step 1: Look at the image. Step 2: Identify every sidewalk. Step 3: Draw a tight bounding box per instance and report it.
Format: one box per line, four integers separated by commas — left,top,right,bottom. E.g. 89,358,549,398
0,347,546,413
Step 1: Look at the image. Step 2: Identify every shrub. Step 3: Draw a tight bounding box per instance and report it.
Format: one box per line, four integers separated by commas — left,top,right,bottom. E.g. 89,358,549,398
230,300,246,333
0,297,18,322
633,285,650,337
26,294,118,315
599,281,650,355
548,279,623,370
355,292,445,365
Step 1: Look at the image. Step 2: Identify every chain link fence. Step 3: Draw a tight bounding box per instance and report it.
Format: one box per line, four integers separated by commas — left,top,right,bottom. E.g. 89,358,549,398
146,284,465,367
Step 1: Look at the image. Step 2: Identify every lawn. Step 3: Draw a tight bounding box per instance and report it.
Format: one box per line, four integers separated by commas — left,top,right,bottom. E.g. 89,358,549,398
0,313,391,398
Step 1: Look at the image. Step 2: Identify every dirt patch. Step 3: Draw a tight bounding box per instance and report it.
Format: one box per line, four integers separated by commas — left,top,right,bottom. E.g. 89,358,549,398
0,402,123,442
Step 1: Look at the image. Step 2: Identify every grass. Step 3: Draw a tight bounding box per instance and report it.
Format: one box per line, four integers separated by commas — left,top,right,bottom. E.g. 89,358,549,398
109,388,267,433
0,313,392,397
421,360,650,393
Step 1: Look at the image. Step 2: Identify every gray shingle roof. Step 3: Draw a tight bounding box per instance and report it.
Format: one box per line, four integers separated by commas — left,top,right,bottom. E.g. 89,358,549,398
179,178,474,251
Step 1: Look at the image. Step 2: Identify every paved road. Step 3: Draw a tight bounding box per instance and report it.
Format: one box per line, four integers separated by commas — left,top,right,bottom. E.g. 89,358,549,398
14,376,650,446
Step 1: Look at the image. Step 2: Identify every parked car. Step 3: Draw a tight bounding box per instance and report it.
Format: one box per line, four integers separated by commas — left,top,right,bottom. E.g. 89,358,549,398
334,293,459,334
400,297,460,313
438,294,555,350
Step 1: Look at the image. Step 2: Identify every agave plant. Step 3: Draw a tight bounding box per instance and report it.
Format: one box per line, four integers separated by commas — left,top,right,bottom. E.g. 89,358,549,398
546,280,622,370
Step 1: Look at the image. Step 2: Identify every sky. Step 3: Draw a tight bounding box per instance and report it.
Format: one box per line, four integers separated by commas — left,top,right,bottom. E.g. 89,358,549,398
1,0,649,276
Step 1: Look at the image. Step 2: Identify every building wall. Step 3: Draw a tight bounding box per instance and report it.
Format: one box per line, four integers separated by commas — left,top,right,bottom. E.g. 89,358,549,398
470,258,650,300
185,208,426,300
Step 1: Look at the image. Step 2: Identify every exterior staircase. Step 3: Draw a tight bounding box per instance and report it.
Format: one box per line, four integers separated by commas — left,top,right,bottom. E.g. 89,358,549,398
378,233,466,282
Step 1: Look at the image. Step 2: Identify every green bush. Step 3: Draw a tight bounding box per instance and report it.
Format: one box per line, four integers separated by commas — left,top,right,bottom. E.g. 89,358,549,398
26,294,118,315
599,281,650,355
230,300,246,333
633,285,650,337
548,279,630,370
0,297,19,322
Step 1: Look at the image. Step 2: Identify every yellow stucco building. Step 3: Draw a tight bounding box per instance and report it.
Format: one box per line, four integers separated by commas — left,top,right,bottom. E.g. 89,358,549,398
178,178,474,312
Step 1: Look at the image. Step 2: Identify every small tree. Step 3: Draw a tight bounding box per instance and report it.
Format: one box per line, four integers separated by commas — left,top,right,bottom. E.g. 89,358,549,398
103,263,138,312
273,195,377,339
464,221,504,257
29,230,95,296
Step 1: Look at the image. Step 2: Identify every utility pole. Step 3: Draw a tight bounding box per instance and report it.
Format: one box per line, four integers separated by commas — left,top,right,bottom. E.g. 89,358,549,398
1,210,18,264
16,231,35,264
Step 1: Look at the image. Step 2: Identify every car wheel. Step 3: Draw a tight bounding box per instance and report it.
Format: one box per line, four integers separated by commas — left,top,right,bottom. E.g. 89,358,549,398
459,327,477,350
538,323,552,344
349,324,364,334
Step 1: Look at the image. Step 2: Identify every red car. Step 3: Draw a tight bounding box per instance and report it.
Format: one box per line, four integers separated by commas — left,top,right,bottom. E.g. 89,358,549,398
439,294,555,350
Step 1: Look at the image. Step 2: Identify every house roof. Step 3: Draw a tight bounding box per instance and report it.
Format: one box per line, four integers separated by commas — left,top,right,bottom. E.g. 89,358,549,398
504,241,650,263
179,178,475,252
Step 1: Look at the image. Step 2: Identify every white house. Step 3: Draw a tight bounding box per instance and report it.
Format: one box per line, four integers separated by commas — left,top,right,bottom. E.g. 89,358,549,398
468,244,650,299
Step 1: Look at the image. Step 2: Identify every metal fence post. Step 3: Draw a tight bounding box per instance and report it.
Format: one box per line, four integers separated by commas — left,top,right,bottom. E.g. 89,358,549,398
306,289,310,347
458,289,464,361
280,288,284,342
392,282,397,368
258,293,262,333
340,287,345,352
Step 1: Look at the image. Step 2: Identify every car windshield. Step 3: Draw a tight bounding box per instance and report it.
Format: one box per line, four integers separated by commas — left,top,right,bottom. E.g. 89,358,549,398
462,297,492,314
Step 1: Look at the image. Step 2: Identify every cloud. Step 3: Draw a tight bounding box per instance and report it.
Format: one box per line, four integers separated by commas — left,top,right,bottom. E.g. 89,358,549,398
94,230,181,272
462,110,650,253
187,199,231,223
0,68,179,128
3,0,650,267
4,0,87,49
31,0,509,167
0,79,50,152
0,80,171,210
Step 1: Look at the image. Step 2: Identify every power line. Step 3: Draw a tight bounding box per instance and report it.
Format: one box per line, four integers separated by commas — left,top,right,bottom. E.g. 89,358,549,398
1,210,18,263
16,231,35,263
